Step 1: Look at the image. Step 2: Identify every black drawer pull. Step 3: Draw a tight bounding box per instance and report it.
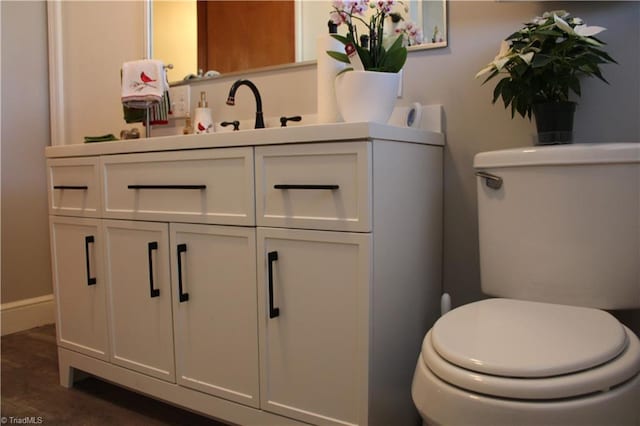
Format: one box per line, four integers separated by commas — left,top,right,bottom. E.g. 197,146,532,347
147,242,160,298
84,236,96,286
274,184,339,190
128,185,207,190
177,244,189,302
267,251,280,318
54,185,88,190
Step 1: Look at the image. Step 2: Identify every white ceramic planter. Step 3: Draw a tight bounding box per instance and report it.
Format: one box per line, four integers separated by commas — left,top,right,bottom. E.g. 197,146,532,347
334,70,400,124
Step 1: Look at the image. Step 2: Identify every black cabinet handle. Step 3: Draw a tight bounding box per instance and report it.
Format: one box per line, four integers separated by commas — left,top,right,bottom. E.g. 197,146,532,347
177,244,189,302
274,184,339,190
84,236,96,286
128,185,206,190
147,242,160,298
54,185,88,190
267,251,280,318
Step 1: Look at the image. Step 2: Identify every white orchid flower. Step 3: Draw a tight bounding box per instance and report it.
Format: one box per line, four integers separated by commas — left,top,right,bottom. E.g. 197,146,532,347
574,24,606,37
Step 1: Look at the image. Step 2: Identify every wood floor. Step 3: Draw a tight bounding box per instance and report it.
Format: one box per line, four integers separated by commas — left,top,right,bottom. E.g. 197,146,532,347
1,325,226,425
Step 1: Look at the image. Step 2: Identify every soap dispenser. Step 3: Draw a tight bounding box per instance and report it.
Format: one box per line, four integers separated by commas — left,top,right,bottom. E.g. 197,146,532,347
194,91,214,134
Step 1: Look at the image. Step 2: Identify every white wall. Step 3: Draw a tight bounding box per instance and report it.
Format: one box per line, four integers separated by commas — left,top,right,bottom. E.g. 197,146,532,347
1,1,52,303
55,1,146,145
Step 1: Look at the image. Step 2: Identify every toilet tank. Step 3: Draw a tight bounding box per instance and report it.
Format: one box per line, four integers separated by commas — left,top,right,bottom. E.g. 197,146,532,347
474,143,640,310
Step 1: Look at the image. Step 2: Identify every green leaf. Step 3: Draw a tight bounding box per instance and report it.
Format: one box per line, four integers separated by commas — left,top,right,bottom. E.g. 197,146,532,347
326,50,350,64
379,45,407,73
330,34,351,45
336,67,354,76
531,54,553,68
568,76,581,97
482,69,499,85
533,29,563,37
492,77,509,104
354,43,373,69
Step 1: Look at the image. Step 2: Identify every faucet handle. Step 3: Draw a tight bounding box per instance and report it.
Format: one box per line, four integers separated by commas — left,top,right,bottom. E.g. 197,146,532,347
221,120,240,131
280,116,302,127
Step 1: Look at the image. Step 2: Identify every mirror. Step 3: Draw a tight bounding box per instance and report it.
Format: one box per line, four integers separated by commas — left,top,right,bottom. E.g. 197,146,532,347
152,0,447,83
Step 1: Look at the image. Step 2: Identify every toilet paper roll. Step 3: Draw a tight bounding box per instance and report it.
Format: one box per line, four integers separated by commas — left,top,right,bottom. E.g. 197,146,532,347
317,35,346,123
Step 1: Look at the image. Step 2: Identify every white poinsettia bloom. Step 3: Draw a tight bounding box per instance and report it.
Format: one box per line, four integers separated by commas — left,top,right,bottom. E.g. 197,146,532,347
475,41,510,79
475,63,495,79
494,40,511,60
574,24,606,37
553,14,575,34
493,56,511,71
518,52,534,64
571,17,584,25
531,16,547,26
543,10,569,19
585,37,605,47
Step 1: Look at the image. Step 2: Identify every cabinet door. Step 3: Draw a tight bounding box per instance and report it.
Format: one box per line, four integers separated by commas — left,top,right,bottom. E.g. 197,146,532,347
103,220,175,382
50,216,109,360
170,223,259,407
257,227,371,425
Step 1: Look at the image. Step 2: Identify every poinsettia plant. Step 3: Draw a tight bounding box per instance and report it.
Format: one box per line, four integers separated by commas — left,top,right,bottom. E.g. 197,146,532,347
476,10,617,118
327,0,413,73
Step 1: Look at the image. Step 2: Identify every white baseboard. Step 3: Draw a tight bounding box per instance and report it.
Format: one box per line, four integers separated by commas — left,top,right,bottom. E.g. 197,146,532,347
1,294,55,336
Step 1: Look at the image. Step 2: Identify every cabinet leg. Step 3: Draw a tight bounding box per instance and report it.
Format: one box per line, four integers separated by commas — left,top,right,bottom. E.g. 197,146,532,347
57,348,89,388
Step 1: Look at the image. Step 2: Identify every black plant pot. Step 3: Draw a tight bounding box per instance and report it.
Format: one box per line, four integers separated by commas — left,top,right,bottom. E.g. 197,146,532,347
533,102,576,145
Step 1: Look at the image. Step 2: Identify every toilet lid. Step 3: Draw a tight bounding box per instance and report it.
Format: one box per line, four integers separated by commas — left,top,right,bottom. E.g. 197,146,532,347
431,299,627,377
424,299,640,399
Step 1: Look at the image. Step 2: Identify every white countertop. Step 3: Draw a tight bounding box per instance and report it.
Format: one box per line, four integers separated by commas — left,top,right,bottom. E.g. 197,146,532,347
45,122,444,158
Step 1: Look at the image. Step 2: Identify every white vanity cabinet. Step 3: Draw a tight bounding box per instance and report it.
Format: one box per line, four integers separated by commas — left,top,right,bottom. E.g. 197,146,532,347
46,123,444,426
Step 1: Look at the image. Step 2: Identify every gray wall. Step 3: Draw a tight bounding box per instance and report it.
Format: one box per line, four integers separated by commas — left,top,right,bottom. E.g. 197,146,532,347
1,1,52,303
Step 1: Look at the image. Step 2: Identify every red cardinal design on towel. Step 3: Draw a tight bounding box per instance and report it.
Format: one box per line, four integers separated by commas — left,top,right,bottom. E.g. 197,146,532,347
140,71,156,83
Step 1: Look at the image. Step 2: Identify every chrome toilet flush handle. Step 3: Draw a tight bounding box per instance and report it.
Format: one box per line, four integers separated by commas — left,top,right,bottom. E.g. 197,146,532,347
476,171,503,190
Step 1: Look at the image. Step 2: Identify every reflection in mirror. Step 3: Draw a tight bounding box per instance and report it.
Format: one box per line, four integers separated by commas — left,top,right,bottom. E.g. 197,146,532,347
152,0,447,82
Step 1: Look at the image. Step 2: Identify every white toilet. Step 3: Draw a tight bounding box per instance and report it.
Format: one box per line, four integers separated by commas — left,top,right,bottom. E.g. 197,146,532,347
412,143,640,425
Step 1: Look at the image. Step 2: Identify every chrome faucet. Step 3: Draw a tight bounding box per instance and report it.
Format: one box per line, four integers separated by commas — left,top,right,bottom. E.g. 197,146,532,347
226,79,265,129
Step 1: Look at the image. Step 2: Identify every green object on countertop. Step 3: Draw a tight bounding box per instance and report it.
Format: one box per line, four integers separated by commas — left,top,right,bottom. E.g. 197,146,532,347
84,134,118,143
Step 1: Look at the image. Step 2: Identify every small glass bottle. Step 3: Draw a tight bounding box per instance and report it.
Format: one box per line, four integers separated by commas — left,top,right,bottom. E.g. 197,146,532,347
183,113,193,135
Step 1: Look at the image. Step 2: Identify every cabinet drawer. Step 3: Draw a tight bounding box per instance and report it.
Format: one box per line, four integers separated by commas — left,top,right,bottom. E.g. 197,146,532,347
47,157,101,217
102,148,255,225
256,142,371,232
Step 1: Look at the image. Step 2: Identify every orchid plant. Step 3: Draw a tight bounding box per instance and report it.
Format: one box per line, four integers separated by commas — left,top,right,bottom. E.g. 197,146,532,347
327,0,418,73
476,10,616,118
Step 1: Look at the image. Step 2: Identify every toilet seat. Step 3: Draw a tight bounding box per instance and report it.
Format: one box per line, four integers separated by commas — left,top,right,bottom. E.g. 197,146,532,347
422,299,640,400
